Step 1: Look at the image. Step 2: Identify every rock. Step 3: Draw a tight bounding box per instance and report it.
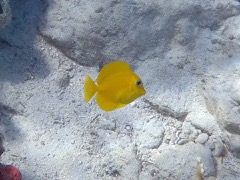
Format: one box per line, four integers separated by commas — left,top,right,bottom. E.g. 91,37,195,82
213,139,226,157
105,165,120,177
229,135,240,158
175,121,182,129
0,0,12,29
38,0,240,66
203,59,240,158
1,0,240,179
56,73,71,90
142,143,216,179
204,77,240,135
103,145,141,180
189,112,219,135
195,133,209,144
177,139,189,145
135,117,165,149
98,117,116,131
0,134,4,156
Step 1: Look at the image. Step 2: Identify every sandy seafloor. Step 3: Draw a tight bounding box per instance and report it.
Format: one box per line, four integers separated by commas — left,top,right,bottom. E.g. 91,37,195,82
1,0,240,179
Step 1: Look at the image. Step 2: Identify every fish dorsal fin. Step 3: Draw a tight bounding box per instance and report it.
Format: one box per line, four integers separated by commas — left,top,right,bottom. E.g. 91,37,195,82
97,61,131,85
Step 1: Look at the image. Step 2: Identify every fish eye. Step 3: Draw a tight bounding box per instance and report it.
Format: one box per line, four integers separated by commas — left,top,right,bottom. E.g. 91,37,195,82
136,80,142,86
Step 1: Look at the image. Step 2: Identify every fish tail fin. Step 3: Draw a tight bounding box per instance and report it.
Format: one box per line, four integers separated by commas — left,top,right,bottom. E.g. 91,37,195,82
84,75,98,102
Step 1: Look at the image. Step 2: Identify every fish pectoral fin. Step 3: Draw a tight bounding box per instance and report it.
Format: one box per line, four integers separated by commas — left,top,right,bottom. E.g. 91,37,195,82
96,93,126,111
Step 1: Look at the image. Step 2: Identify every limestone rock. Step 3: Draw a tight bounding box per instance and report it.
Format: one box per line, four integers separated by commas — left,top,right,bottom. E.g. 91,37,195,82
195,133,209,144
229,134,240,158
135,117,165,149
0,0,11,29
38,0,240,66
204,59,240,158
141,143,216,179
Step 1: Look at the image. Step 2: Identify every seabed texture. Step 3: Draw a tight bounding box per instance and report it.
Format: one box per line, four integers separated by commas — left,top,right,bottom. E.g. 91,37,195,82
1,0,240,179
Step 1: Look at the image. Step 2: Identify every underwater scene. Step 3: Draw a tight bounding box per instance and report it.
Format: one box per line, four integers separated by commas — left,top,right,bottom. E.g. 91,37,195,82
0,0,240,179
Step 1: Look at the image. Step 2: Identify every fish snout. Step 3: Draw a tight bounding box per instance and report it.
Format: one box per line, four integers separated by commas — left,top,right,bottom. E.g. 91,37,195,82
140,87,146,96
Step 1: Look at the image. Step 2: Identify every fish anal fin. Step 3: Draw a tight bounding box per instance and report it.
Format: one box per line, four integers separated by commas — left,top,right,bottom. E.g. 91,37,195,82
96,92,126,111
116,103,127,109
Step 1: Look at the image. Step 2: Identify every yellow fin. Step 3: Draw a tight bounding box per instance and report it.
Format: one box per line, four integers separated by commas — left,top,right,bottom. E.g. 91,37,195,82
116,103,127,109
96,92,127,111
84,75,98,102
97,61,131,85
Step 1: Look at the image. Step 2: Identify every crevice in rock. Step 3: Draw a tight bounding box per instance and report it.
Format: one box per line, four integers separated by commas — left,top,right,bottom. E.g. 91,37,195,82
0,103,18,116
143,99,188,121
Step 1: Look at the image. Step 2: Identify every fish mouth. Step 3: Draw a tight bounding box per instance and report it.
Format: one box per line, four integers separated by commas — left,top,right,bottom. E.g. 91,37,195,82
141,88,146,96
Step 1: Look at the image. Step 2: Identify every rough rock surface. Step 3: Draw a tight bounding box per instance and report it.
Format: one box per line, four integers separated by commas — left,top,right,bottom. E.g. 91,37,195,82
0,0,11,29
38,0,240,66
1,0,240,179
140,143,216,180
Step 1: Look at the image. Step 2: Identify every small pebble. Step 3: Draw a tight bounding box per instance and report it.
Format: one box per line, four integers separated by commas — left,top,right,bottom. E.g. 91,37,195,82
175,121,182,129
95,7,103,13
125,124,132,131
86,164,92,170
195,133,209,144
211,39,218,44
228,35,234,40
177,139,188,145
213,140,226,157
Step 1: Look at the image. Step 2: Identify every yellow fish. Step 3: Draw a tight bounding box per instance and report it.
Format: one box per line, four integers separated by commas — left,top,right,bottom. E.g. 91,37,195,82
84,61,146,111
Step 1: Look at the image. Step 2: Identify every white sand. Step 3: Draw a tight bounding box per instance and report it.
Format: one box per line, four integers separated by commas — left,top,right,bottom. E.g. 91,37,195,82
0,0,240,179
